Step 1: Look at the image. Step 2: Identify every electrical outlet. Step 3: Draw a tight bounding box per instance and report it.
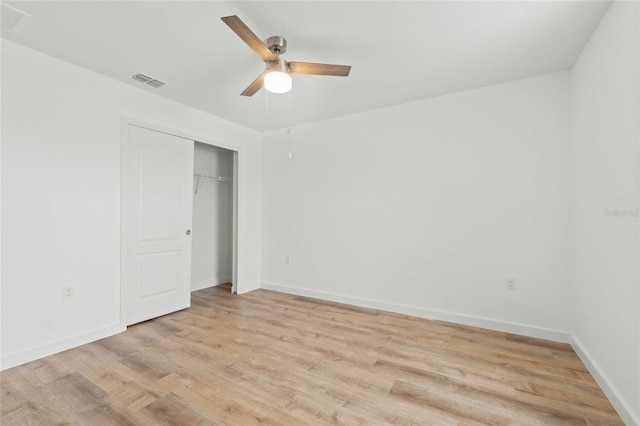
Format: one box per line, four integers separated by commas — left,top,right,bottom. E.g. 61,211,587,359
63,286,74,300
285,256,291,265
506,278,516,290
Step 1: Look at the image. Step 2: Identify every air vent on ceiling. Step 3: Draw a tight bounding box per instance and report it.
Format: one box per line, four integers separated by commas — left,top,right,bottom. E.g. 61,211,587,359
1,3,31,34
132,73,166,88
132,73,153,83
146,79,165,88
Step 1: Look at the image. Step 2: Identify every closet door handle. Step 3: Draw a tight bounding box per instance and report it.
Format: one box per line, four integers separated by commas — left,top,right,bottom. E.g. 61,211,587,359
186,229,191,235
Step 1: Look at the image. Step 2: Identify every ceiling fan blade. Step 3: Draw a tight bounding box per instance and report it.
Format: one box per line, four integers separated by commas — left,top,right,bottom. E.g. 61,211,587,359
289,62,351,77
221,15,276,62
240,70,267,96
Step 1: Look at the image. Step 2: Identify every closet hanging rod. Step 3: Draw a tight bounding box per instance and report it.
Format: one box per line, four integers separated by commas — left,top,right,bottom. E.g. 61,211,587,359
194,174,232,195
193,173,231,182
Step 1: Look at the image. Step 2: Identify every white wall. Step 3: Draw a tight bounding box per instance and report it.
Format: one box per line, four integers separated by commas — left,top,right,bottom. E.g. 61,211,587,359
570,1,639,423
262,72,572,340
192,143,234,290
1,40,262,369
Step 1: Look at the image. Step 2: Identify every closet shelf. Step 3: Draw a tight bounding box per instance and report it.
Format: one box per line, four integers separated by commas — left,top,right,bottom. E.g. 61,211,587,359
194,173,231,194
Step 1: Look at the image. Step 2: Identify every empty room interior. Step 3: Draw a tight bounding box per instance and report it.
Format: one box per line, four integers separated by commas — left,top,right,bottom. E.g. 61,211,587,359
1,1,639,425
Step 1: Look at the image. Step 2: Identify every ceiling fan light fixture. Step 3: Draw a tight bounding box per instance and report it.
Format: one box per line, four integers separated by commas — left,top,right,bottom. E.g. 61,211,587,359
264,59,292,94
264,71,292,94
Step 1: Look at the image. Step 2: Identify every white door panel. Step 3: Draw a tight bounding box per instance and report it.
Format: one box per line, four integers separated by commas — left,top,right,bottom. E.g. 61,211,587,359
126,125,194,325
139,144,183,241
137,251,180,298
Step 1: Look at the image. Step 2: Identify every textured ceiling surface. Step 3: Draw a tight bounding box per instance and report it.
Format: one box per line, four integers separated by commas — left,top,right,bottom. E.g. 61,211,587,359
2,1,611,131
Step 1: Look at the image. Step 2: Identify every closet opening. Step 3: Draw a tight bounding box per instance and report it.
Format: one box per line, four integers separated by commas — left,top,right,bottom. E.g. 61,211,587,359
191,142,237,294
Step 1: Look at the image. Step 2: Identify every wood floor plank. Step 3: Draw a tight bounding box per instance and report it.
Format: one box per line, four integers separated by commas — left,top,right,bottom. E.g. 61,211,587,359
136,392,217,425
1,285,623,425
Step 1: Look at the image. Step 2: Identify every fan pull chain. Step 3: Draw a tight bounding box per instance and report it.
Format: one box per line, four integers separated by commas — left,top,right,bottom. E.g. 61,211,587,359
287,128,292,159
265,90,269,119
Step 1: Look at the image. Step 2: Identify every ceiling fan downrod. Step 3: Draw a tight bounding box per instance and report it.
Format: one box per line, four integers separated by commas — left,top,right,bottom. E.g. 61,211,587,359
267,36,287,55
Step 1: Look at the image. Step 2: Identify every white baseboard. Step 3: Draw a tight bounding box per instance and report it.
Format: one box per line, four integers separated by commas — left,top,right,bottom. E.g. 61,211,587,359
571,336,639,426
260,282,570,343
191,277,231,292
237,282,261,294
1,323,125,371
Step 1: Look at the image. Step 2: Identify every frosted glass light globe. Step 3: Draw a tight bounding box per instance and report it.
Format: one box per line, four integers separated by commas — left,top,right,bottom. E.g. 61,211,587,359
264,71,292,94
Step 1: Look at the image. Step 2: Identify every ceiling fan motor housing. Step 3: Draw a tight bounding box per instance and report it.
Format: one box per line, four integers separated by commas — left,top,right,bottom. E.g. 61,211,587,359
266,58,289,73
267,36,287,55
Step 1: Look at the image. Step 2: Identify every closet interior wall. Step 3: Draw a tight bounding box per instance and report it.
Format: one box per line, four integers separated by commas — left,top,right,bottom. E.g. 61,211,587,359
191,142,234,291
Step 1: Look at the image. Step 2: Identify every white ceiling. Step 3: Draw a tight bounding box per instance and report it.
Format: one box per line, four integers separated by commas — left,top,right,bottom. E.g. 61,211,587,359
2,1,611,131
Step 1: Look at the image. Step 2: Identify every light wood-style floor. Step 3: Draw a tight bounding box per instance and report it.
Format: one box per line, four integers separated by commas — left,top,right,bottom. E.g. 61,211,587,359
1,284,623,425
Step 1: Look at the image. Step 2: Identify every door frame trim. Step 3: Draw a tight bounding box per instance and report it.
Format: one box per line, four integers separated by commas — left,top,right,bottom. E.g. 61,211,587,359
120,117,242,329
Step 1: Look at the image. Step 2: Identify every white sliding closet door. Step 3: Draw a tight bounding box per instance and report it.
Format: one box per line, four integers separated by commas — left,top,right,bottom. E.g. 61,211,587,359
125,125,194,325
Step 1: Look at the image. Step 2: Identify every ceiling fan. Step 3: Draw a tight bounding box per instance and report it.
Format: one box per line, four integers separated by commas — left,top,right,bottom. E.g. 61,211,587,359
221,15,351,96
